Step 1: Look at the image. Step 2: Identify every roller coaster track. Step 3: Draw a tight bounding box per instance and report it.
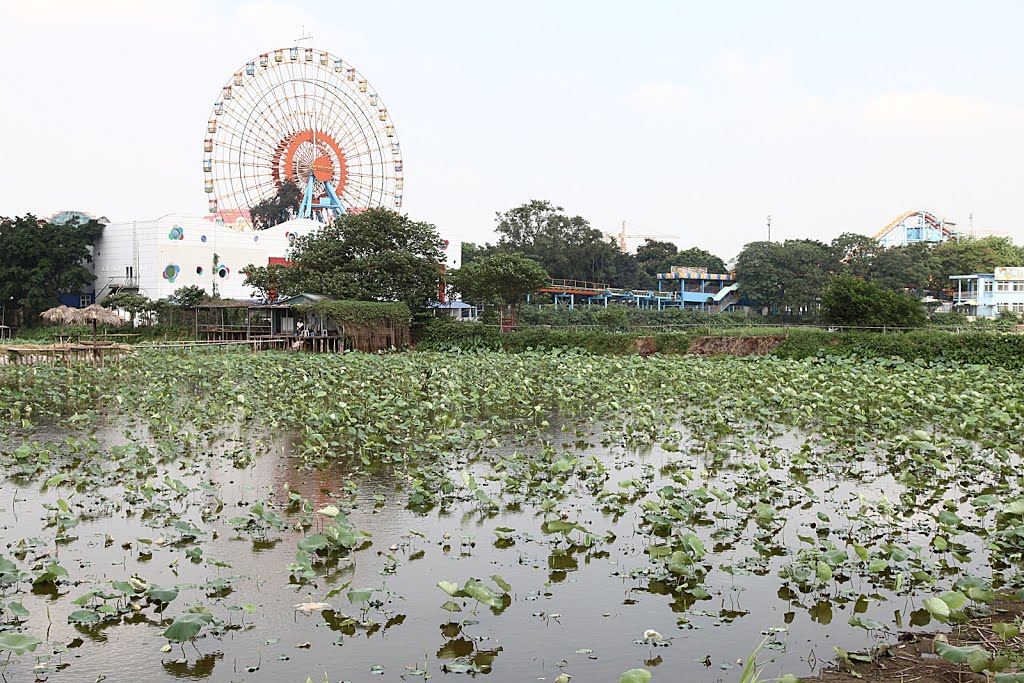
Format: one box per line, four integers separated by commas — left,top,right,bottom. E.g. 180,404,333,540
873,210,957,242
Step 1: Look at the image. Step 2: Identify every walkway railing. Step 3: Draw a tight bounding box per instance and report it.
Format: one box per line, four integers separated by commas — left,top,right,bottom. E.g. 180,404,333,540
542,278,610,292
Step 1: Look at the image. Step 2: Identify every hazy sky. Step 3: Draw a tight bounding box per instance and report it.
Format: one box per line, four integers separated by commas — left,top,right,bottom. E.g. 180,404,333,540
2,0,1022,258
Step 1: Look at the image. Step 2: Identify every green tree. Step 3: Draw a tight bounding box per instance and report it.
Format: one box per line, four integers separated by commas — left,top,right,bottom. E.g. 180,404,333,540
495,200,598,249
170,285,209,308
250,181,303,230
831,233,882,278
243,208,446,312
733,241,786,310
100,292,152,326
0,214,104,316
668,247,728,274
864,242,936,292
821,275,926,327
635,239,678,277
930,236,1024,285
451,253,549,309
461,242,494,266
735,239,836,312
242,263,295,302
492,200,648,287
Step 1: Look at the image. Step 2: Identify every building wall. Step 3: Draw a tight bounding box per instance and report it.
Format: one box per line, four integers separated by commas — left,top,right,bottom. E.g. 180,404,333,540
951,270,1024,317
91,214,461,302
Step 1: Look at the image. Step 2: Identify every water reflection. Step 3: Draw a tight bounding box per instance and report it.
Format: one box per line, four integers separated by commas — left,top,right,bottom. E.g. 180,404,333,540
161,652,223,678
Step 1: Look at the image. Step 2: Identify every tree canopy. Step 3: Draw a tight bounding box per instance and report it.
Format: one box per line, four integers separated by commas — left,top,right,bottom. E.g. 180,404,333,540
469,200,650,289
821,275,926,327
0,214,104,315
635,240,678,278
249,181,303,230
450,253,549,308
672,247,728,274
243,208,446,312
735,239,837,312
169,285,209,308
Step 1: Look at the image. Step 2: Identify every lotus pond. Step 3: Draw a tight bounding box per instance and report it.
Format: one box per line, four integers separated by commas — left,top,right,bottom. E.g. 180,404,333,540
2,349,1024,682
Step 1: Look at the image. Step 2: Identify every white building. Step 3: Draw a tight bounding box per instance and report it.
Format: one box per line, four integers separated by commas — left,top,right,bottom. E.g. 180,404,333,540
90,213,460,302
950,267,1024,318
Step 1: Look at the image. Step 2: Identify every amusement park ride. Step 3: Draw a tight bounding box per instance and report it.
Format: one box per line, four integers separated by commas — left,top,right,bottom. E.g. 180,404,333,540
872,210,1007,248
203,44,403,225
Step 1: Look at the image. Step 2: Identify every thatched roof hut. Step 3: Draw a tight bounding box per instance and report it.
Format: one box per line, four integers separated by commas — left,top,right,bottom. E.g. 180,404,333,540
71,304,125,345
256,295,411,352
299,300,411,352
40,305,77,327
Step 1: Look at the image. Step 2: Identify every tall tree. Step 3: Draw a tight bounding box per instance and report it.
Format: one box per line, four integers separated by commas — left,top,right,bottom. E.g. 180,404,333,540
491,200,648,287
451,253,548,309
170,285,209,308
734,241,787,310
831,233,882,278
735,239,836,311
100,292,152,326
669,247,728,274
864,242,936,292
0,214,104,315
243,208,446,312
635,239,677,277
930,236,1024,284
249,181,303,229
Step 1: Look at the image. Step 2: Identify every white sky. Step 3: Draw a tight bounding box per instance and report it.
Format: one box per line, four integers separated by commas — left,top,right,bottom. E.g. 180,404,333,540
1,0,1022,259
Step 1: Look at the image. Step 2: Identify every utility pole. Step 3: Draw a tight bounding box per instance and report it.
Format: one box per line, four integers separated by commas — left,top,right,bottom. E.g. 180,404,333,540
767,214,772,242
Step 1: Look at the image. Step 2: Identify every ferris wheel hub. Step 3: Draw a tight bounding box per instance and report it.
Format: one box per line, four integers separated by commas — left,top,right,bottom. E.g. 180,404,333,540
276,129,349,199
310,156,334,182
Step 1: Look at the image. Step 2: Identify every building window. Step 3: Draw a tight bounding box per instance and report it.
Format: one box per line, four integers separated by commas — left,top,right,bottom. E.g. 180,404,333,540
1014,303,1024,313
79,295,91,308
1013,283,1024,292
997,282,1009,292
984,281,993,292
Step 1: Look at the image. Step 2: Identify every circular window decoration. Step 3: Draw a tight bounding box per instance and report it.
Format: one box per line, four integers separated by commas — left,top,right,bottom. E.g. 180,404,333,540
162,264,181,283
201,235,208,243
196,266,204,276
285,231,296,244
168,226,185,240
253,235,259,242
217,265,230,279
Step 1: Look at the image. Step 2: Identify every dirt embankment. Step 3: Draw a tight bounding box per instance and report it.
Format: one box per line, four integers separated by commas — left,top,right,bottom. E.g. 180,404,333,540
803,600,1024,683
686,335,788,356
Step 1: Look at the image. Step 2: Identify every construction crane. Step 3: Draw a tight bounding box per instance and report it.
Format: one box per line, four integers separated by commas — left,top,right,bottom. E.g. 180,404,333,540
606,220,677,253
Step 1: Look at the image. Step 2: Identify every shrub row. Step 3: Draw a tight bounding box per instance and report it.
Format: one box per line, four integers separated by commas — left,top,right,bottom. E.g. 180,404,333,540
416,319,1024,367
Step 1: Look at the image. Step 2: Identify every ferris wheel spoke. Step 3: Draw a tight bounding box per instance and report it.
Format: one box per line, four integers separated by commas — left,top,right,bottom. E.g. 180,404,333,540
215,179,278,204
215,122,278,161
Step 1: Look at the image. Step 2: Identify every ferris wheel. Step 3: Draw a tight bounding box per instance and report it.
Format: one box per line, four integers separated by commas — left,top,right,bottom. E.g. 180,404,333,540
203,46,403,225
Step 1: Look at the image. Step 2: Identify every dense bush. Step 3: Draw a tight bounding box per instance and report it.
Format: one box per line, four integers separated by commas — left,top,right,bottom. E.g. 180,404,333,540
820,276,926,327
513,304,799,328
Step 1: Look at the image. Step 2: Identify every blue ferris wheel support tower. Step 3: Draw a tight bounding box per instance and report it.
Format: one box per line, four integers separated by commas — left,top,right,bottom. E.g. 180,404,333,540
299,174,347,221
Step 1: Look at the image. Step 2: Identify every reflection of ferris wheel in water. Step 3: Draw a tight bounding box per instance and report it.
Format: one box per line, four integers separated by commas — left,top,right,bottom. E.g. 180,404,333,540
203,46,403,224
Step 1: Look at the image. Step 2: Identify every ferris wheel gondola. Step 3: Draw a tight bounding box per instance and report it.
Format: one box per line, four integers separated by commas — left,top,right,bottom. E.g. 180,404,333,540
203,47,403,226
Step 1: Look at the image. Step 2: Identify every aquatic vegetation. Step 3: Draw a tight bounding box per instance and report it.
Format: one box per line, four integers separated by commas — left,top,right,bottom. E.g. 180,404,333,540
1,349,1024,680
